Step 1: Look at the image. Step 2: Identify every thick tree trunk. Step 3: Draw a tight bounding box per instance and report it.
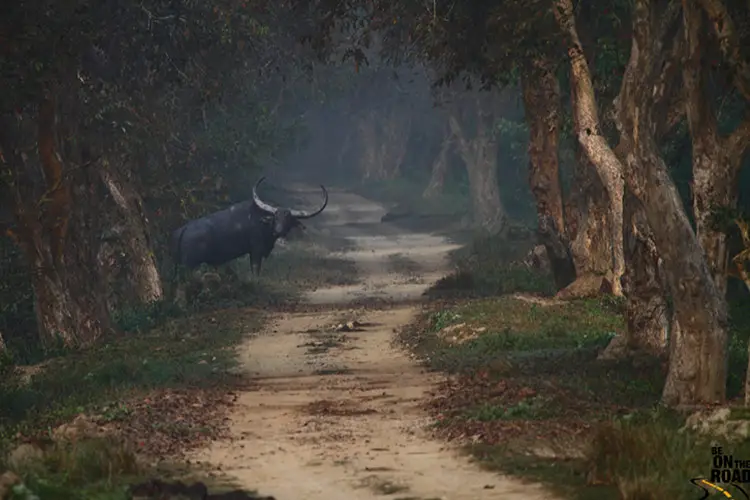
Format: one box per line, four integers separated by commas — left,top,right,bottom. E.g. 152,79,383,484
423,128,452,199
99,159,163,305
553,0,625,297
521,56,575,290
1,96,114,348
621,193,669,356
692,0,750,406
567,149,613,278
448,114,507,234
683,0,750,298
616,0,728,406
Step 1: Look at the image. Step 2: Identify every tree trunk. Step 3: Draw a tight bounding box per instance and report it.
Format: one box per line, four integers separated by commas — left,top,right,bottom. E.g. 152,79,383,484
621,193,669,356
557,0,729,404
99,158,163,305
521,56,576,290
566,149,613,278
448,114,507,235
379,108,411,179
553,0,625,297
358,113,380,181
692,0,750,406
682,0,750,298
423,128,452,199
615,0,728,406
1,96,114,348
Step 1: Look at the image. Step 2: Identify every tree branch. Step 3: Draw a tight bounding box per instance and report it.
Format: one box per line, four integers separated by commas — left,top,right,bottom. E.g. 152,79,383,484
697,0,750,101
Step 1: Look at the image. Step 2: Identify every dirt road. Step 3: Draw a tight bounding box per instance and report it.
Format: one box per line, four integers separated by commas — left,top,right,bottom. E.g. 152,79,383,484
192,188,556,499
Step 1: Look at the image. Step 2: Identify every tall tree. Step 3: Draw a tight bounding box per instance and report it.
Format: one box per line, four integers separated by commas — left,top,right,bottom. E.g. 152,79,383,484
552,0,627,297
446,89,509,234
615,0,728,405
683,0,750,298
521,56,576,288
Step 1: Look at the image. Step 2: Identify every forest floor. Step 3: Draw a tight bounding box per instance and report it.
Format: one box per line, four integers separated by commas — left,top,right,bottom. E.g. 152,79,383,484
3,185,750,500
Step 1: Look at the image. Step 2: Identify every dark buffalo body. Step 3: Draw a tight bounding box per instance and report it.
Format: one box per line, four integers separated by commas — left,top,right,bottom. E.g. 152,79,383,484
171,177,328,276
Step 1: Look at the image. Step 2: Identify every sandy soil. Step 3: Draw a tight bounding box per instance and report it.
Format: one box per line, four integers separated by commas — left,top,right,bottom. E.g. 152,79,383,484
191,188,557,499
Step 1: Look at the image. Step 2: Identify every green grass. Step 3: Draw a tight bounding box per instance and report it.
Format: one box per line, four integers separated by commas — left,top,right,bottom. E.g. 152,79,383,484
404,290,750,500
0,308,259,436
419,297,623,374
0,308,260,499
464,396,556,421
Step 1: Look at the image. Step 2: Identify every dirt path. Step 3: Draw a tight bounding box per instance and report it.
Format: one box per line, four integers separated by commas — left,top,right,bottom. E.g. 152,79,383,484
192,189,557,499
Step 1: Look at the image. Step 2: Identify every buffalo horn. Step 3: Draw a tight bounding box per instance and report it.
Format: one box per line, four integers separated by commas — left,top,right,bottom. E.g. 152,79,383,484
252,177,278,214
290,185,328,219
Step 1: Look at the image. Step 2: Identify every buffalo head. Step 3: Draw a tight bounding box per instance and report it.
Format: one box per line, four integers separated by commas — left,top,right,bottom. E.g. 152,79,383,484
252,177,328,238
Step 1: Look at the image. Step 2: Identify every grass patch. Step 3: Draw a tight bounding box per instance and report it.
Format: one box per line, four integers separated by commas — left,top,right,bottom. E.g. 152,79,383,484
0,308,259,441
0,307,260,499
1,436,142,499
404,291,750,499
402,295,667,499
464,396,556,421
417,296,623,374
427,232,555,298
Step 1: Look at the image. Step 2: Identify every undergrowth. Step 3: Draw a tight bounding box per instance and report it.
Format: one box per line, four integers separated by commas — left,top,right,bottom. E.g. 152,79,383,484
1,437,142,500
427,232,555,298
0,308,259,438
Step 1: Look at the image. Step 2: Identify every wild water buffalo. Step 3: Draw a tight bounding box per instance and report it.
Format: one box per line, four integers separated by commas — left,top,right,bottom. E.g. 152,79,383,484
171,177,328,276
